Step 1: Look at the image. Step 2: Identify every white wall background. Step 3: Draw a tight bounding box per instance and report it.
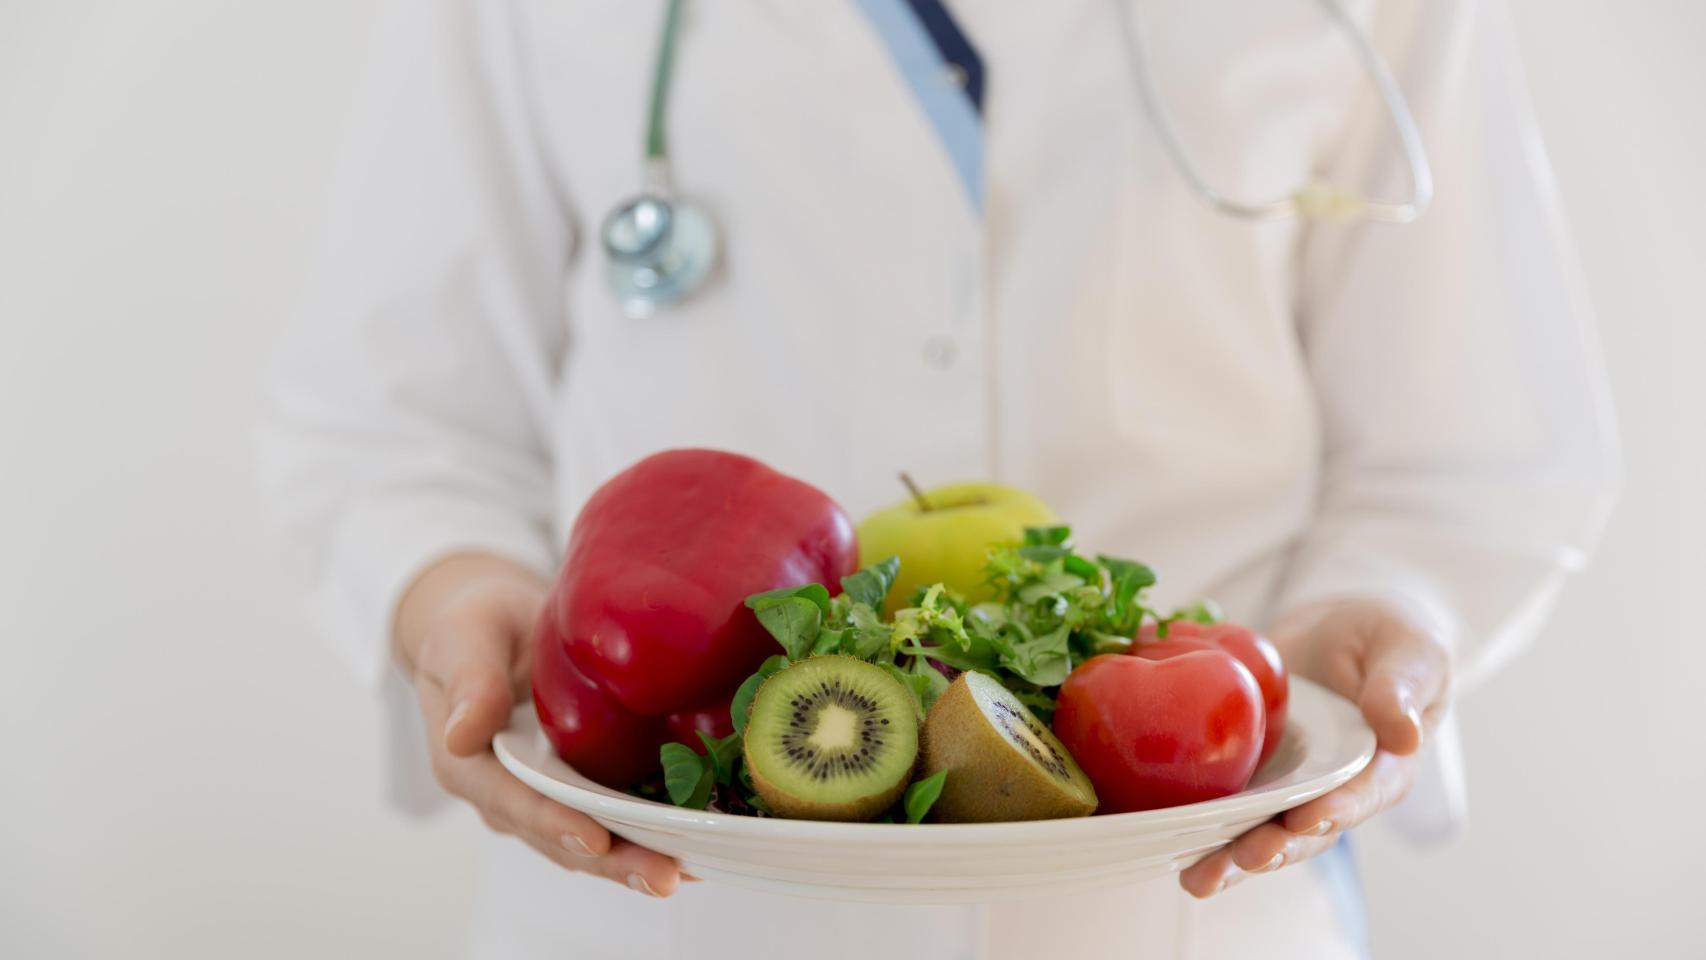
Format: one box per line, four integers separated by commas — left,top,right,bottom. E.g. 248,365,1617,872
1,2,1701,957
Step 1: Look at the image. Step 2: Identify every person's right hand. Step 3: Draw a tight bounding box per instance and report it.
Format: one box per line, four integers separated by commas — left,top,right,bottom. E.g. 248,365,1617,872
394,552,685,898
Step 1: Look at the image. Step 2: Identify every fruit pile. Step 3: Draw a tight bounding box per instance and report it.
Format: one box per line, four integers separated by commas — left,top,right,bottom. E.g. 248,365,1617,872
534,449,1288,823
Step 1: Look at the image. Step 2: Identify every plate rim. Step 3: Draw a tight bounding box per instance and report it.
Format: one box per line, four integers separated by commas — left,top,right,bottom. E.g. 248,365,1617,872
494,675,1375,841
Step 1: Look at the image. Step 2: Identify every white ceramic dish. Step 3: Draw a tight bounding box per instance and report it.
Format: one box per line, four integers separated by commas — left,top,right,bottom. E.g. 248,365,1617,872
494,676,1374,903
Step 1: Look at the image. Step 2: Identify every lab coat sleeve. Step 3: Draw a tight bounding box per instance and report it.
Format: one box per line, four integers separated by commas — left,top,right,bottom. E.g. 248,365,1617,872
255,0,568,692
1276,0,1620,692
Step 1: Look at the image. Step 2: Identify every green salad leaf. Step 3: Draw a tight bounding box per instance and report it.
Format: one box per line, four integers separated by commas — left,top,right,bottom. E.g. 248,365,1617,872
697,731,743,787
840,554,900,610
745,582,832,615
970,526,1164,714
844,602,892,659
661,742,714,809
910,655,952,709
881,662,931,718
1000,622,1072,687
1157,598,1224,636
1098,555,1157,634
1024,525,1072,547
903,771,948,824
749,595,822,660
730,654,790,734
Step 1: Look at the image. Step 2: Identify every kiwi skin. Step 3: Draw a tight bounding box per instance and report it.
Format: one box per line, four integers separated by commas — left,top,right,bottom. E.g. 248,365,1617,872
748,757,910,823
921,674,1098,822
743,656,917,822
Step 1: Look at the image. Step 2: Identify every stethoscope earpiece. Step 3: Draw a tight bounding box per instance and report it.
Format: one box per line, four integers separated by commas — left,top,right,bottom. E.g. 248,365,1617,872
601,193,718,319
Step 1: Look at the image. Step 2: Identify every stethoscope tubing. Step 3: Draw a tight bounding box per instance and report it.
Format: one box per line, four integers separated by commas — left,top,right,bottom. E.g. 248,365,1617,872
1111,0,1433,223
605,0,1436,316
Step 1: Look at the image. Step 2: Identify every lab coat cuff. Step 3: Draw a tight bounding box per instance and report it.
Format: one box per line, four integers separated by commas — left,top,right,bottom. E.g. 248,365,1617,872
1268,557,1461,656
318,493,557,690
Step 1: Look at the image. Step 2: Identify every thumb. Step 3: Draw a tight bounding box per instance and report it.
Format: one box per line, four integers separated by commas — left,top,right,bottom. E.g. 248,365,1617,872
416,604,533,758
1358,618,1449,757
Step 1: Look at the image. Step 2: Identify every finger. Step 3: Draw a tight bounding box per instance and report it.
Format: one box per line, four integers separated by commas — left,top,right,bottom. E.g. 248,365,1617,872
524,835,683,897
585,839,685,898
418,679,612,855
1225,821,1293,874
1183,826,1347,897
1359,626,1450,756
1180,847,1237,898
1280,750,1418,836
420,715,687,898
1244,831,1340,876
420,707,614,857
415,615,522,757
510,833,683,898
1224,819,1347,872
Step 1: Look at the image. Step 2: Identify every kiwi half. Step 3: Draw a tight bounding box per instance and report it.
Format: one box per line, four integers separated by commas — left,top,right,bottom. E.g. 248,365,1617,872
743,656,919,822
922,672,1098,822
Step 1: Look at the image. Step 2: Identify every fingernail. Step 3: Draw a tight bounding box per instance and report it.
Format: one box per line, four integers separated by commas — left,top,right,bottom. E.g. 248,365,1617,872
1251,851,1285,873
1212,865,1239,895
1404,702,1424,739
445,700,471,743
682,873,703,883
1302,819,1334,837
627,873,659,897
562,833,598,857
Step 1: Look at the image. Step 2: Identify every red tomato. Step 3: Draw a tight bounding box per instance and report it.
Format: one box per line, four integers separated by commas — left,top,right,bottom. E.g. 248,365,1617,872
1053,652,1265,813
1135,621,1289,766
664,694,736,751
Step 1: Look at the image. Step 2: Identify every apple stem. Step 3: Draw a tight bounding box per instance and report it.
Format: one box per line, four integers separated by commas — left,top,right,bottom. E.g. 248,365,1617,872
898,472,933,513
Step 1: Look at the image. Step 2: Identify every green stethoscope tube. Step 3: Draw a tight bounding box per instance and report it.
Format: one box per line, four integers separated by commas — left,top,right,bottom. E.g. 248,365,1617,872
646,0,684,164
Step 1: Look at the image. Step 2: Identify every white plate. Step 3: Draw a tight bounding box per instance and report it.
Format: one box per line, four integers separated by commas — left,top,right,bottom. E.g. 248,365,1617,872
494,676,1374,903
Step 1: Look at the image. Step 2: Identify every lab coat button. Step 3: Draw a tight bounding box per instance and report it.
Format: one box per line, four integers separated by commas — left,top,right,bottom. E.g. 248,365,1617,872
922,337,957,369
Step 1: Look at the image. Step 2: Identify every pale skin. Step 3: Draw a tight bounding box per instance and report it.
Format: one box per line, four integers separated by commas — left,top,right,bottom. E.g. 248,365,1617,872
394,553,688,897
396,553,1450,901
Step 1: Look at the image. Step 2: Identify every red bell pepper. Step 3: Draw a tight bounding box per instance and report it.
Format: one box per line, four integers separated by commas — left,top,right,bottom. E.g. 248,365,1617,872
533,449,857,787
532,624,666,788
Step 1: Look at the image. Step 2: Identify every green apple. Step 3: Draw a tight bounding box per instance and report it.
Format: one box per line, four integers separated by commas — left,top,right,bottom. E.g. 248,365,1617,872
856,480,1060,614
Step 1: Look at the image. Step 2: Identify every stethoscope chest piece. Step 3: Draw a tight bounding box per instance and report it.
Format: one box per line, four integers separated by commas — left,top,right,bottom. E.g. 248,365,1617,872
602,193,718,319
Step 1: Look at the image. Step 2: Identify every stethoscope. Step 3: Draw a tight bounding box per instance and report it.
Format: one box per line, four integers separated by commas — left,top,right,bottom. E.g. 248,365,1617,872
602,0,1434,317
600,0,716,319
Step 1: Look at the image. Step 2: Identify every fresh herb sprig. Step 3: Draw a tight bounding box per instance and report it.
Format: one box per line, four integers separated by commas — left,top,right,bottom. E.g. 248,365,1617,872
888,525,1164,720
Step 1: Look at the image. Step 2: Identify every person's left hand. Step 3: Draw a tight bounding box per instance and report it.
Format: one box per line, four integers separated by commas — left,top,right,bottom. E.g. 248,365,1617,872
1179,597,1451,898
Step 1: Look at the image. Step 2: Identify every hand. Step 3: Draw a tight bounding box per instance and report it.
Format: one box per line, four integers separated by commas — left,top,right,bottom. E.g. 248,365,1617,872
395,553,686,898
1179,597,1451,898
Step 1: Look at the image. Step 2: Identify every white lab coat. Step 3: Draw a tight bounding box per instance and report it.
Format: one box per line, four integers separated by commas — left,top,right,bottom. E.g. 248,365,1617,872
256,0,1617,957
